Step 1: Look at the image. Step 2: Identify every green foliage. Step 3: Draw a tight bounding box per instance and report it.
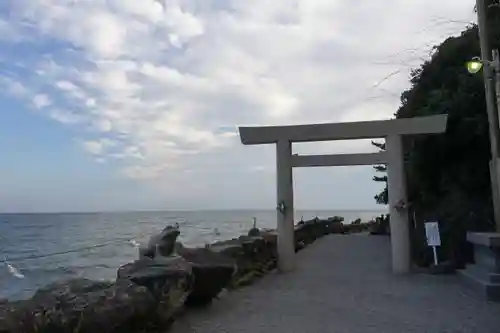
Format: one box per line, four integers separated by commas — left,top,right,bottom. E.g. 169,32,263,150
373,2,500,267
371,141,388,205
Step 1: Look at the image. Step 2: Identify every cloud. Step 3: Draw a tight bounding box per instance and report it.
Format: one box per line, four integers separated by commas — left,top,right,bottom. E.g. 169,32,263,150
33,94,51,109
0,0,476,183
81,138,116,156
2,77,27,98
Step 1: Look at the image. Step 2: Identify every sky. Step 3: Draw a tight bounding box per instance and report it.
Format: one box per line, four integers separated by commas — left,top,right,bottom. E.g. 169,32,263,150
0,0,478,213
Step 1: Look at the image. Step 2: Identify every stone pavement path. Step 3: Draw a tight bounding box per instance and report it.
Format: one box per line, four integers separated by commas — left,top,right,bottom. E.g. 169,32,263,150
171,234,500,333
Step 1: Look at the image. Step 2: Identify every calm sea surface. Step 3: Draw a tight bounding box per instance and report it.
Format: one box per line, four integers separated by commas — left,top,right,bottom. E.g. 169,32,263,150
0,210,384,300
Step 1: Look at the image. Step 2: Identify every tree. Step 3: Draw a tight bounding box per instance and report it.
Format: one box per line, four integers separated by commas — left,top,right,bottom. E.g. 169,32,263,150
371,141,387,205
373,2,500,267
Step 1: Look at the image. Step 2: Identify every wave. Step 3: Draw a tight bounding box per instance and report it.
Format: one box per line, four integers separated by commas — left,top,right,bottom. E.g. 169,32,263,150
1,263,115,280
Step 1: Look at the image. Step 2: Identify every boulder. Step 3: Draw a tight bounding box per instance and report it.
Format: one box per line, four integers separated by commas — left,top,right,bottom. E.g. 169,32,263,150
211,238,259,276
178,248,236,306
295,240,306,252
328,221,345,234
370,215,390,235
210,239,244,258
261,230,277,246
117,256,193,325
240,236,276,264
32,278,114,300
294,221,318,244
0,279,155,333
210,235,277,287
318,219,331,235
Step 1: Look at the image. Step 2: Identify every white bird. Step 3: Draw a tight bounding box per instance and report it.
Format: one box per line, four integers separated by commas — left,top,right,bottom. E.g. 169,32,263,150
5,261,24,279
129,240,140,248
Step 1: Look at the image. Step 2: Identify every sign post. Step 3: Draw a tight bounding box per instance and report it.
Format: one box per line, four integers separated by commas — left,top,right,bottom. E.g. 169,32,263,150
424,221,441,265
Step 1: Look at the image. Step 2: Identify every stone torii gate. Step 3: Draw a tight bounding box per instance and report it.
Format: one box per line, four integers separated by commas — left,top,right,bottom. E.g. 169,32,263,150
238,114,448,274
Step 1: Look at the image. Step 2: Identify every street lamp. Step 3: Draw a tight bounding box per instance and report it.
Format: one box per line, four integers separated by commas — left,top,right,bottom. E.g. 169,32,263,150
466,53,500,74
466,57,485,74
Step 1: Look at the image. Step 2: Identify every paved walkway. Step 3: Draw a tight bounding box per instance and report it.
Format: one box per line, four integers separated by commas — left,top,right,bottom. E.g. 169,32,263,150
171,234,500,333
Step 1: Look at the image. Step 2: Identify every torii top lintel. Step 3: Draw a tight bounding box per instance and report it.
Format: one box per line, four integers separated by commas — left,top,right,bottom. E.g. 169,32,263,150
238,115,448,145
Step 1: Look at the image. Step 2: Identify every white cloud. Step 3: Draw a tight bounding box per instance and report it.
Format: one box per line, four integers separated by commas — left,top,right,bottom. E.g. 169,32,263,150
81,138,116,156
1,0,476,183
32,94,51,109
55,80,78,91
49,109,84,125
2,78,27,98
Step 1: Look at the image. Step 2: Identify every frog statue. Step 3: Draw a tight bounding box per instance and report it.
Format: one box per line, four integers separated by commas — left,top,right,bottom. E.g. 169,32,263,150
139,223,181,259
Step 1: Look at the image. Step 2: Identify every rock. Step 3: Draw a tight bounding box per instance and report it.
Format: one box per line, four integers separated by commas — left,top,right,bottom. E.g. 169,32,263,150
178,248,236,306
32,278,114,300
345,223,362,234
328,216,344,222
261,230,277,245
211,236,276,286
370,215,390,235
294,221,318,244
369,223,387,235
117,256,193,325
210,240,244,258
139,225,181,259
0,279,156,333
239,236,266,255
295,240,306,252
328,221,345,234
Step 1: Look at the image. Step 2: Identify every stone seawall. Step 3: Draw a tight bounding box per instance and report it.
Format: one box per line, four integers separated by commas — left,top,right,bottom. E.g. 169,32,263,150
0,216,367,333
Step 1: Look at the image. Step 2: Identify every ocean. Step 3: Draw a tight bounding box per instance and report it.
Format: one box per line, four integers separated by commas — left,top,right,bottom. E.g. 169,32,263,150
0,210,384,300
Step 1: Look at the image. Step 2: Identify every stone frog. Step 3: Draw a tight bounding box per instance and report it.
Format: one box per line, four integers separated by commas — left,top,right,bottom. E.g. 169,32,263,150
139,224,181,259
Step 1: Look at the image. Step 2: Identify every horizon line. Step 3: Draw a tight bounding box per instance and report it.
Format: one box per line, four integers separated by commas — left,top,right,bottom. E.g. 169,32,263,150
0,207,388,215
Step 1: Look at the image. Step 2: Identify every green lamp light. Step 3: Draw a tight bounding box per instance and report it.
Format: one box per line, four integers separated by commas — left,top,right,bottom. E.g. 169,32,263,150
466,57,484,74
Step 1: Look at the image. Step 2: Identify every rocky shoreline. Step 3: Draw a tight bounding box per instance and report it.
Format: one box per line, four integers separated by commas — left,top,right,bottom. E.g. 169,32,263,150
0,216,373,333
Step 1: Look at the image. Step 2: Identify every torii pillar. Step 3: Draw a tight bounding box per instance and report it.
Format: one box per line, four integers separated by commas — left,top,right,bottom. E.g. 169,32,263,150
239,115,448,274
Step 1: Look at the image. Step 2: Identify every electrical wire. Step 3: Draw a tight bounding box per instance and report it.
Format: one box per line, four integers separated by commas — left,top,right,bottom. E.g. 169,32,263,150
0,231,153,264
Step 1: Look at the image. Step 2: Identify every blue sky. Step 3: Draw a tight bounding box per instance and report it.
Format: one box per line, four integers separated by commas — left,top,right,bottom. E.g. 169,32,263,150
0,0,476,212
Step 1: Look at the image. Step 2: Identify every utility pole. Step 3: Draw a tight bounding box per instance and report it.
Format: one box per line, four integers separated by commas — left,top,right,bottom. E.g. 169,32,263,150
494,48,500,231
494,49,500,126
476,0,500,230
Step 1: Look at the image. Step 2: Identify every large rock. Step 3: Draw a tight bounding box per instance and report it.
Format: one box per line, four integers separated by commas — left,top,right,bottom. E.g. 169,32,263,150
0,278,155,333
370,215,390,235
210,239,244,258
178,248,236,306
32,278,114,300
210,235,277,286
117,256,193,325
295,220,319,244
327,221,345,234
327,216,345,234
261,230,277,246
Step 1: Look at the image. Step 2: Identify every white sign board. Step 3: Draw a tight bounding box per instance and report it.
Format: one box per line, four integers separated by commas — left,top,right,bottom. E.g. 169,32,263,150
424,221,441,247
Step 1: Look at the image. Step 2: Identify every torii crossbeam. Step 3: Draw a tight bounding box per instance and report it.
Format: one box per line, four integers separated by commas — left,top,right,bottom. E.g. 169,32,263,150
238,115,448,274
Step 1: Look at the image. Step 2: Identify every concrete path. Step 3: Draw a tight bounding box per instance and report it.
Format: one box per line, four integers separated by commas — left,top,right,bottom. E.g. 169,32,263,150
171,234,500,333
